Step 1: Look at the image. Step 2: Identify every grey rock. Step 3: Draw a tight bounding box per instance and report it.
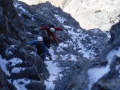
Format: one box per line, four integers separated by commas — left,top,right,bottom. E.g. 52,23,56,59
19,0,120,30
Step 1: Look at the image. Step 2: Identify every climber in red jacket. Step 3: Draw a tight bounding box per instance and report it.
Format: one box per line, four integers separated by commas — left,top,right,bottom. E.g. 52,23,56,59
40,25,63,46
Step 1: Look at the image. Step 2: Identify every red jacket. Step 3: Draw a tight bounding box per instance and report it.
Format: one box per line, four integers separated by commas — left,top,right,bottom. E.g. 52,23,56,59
40,26,63,45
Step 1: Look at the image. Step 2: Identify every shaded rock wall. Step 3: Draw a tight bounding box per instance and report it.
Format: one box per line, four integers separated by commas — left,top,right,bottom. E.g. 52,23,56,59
0,0,49,89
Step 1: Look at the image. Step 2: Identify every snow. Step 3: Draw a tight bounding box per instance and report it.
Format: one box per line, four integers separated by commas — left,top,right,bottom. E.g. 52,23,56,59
13,3,34,20
5,49,13,56
30,51,37,56
18,6,28,12
0,54,63,90
63,25,72,29
26,32,32,35
10,45,17,48
8,58,23,66
44,61,62,90
59,42,68,48
87,65,110,90
87,47,120,90
13,2,21,8
11,67,25,74
69,54,77,60
0,55,10,76
0,55,28,90
49,23,96,60
13,79,30,90
106,47,120,64
63,24,96,59
54,14,67,23
0,6,119,90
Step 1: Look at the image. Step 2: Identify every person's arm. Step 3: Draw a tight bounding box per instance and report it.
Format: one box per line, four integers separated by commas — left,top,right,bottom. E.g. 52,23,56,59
54,27,63,31
40,26,50,31
27,40,37,45
26,40,37,48
52,34,59,46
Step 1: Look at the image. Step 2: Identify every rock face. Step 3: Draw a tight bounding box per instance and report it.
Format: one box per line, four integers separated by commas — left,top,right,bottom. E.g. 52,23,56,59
1,0,120,90
101,21,120,60
63,0,120,31
18,0,120,30
0,0,49,89
91,55,120,90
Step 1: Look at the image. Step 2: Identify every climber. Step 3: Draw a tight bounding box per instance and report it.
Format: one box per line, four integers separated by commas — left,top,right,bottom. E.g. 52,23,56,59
40,24,63,46
26,36,52,61
43,36,51,49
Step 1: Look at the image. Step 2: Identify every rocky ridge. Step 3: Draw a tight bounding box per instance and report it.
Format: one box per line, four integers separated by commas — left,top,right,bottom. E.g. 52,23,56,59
18,0,120,30
0,0,120,90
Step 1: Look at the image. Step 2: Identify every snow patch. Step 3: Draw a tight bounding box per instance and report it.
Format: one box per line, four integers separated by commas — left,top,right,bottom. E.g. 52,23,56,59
13,79,30,90
44,61,62,90
87,65,110,90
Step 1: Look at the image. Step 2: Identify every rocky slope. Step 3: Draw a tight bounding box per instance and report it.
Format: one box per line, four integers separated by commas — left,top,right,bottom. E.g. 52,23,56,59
0,0,120,90
18,0,120,30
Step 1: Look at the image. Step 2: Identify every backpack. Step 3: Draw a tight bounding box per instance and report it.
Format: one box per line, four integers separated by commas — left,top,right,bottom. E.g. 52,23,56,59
43,37,51,48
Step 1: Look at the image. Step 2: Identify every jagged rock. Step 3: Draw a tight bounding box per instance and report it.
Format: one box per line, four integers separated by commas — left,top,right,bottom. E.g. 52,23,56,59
10,67,40,80
0,0,49,89
0,67,17,90
54,60,90,90
19,0,120,30
0,14,10,34
5,45,26,60
101,21,120,61
92,55,120,90
0,6,3,14
1,0,120,90
26,82,45,90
